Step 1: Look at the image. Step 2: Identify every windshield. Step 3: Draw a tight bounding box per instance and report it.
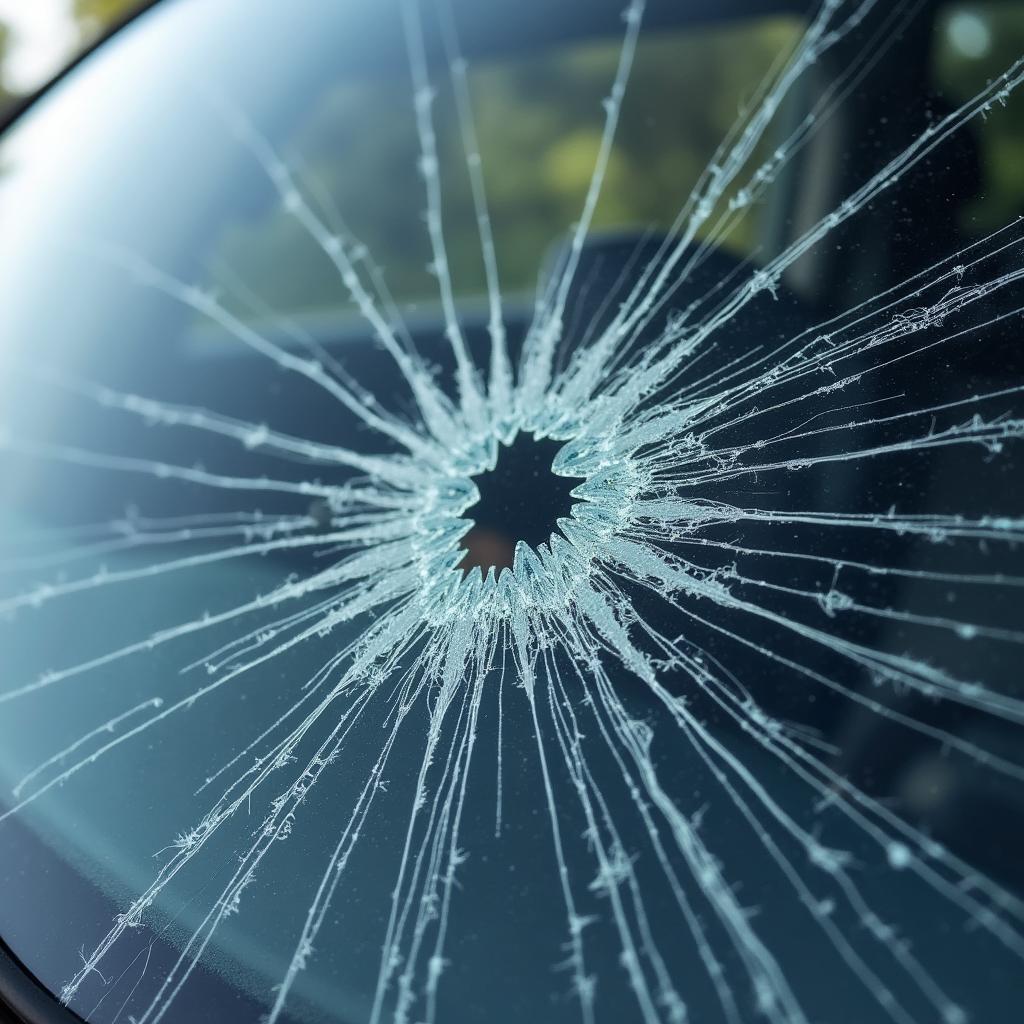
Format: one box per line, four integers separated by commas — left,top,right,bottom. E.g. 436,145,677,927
1,2,1023,1023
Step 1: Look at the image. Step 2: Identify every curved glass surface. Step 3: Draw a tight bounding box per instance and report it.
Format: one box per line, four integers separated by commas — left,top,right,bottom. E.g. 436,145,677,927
1,2,1023,1023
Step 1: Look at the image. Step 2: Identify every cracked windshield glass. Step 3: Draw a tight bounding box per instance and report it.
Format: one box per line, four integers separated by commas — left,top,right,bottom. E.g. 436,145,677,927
0,2,1023,1023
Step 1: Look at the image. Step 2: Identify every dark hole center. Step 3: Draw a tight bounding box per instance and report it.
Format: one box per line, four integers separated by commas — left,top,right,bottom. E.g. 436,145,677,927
459,434,582,573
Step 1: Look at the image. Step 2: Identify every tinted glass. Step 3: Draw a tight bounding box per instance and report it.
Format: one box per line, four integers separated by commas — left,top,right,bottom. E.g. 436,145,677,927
1,2,1023,1023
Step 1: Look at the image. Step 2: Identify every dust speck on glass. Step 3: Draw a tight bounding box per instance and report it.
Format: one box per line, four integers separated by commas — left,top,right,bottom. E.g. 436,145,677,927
0,1,1023,1023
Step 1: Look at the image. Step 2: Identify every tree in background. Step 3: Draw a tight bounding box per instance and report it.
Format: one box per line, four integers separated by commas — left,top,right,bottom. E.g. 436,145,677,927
0,0,143,113
0,20,13,109
73,0,146,44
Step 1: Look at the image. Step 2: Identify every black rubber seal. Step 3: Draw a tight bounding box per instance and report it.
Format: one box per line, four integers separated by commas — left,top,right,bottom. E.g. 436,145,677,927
0,940,84,1024
0,0,162,135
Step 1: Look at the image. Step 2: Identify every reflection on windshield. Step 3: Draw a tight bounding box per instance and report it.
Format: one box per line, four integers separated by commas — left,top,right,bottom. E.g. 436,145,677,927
1,2,1023,1024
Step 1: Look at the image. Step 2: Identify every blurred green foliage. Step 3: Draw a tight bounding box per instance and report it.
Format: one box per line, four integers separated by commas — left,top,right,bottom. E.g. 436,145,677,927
0,21,12,108
0,1,1021,315
72,0,146,42
0,0,141,109
209,3,1024,314
214,17,803,312
934,4,1024,234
